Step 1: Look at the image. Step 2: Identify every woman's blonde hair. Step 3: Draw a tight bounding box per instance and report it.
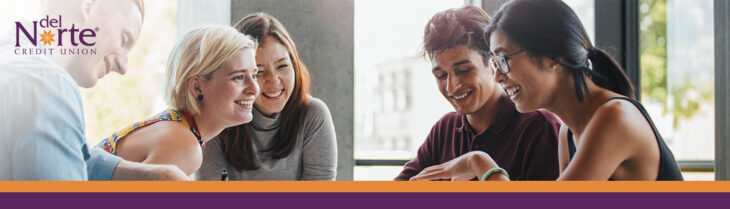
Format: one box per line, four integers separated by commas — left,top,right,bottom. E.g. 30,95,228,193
163,26,257,115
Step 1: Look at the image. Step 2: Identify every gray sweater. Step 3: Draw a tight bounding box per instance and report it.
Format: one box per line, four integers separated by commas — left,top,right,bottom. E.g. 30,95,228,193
195,97,337,180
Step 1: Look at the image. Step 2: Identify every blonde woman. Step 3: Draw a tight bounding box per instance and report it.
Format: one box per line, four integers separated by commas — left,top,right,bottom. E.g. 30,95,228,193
96,26,260,176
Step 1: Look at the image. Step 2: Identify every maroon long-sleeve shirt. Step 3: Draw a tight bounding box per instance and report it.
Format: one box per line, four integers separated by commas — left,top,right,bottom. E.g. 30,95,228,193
395,98,561,181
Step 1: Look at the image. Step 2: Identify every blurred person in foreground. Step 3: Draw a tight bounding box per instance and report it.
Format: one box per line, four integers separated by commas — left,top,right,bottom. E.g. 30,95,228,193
0,0,188,180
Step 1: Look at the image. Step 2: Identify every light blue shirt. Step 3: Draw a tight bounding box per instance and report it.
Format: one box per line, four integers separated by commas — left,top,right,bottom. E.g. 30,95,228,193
0,26,121,180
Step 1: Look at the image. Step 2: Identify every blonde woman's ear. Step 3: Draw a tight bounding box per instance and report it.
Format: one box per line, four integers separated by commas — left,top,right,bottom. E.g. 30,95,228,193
188,75,203,100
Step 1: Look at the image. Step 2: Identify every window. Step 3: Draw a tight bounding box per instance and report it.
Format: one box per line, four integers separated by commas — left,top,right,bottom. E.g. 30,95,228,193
639,0,715,180
354,0,465,180
563,0,595,42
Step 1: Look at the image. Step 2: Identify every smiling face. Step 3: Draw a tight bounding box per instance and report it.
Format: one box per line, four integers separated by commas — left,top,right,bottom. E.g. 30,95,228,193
489,29,559,112
61,0,142,88
431,45,499,115
197,49,260,126
254,36,296,116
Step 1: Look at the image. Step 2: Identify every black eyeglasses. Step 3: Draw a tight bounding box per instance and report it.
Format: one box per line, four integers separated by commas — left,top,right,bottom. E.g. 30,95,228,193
489,49,525,74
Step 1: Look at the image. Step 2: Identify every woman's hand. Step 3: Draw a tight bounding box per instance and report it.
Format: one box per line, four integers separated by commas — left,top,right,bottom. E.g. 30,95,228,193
409,151,501,181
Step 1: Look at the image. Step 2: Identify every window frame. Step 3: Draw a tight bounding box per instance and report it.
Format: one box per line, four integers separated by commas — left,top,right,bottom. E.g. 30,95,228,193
714,0,730,180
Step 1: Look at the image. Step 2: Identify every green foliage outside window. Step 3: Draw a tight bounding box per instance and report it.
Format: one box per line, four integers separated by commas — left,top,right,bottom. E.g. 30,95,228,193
640,0,713,128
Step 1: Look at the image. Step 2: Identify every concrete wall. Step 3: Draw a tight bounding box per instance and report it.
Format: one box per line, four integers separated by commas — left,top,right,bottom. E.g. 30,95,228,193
177,0,232,37
231,0,355,180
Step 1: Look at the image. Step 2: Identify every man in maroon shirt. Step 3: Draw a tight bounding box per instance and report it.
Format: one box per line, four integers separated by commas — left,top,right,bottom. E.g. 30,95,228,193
395,6,561,181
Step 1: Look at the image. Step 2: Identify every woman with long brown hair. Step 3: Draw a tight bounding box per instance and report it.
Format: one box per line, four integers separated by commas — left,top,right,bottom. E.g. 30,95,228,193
195,13,337,180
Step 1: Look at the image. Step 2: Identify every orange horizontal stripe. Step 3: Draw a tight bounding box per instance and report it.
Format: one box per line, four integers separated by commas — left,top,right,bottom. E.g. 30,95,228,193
0,181,728,193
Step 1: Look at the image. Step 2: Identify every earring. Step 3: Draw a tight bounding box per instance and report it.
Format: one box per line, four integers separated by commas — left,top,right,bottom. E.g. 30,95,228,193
553,65,558,71
197,94,204,101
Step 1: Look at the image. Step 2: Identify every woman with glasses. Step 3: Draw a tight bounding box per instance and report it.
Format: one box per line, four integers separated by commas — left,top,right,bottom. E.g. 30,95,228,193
410,0,682,181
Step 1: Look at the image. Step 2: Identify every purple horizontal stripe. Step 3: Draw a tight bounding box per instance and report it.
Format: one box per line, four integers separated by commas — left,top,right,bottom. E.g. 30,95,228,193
0,192,726,208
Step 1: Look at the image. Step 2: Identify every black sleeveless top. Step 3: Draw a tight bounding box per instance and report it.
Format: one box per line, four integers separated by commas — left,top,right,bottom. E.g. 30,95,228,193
567,97,683,180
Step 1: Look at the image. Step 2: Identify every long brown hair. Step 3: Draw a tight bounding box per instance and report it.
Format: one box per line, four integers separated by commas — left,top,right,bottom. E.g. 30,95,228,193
219,13,312,171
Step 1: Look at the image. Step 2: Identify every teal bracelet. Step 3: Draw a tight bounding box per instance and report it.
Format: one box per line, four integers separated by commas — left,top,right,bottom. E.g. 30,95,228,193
480,168,509,181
